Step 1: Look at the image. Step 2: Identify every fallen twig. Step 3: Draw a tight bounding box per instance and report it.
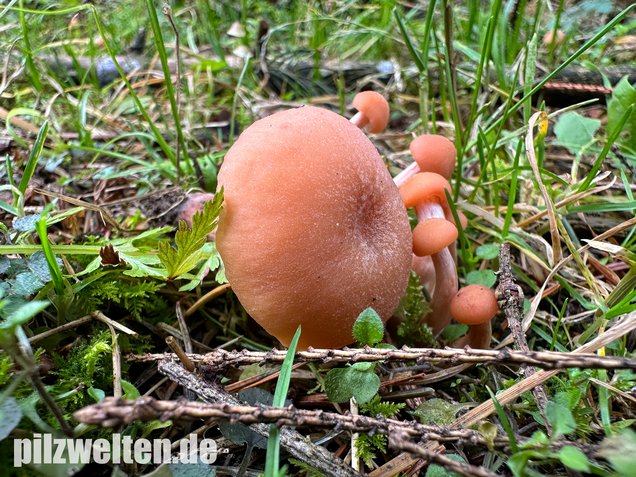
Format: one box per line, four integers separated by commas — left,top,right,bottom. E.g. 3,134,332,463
496,243,549,425
155,360,361,477
128,346,636,371
73,395,500,446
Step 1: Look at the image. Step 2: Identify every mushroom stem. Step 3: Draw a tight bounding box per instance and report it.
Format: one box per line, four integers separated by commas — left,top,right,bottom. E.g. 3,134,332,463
426,248,458,336
393,162,420,188
349,111,369,129
412,255,435,294
452,321,492,349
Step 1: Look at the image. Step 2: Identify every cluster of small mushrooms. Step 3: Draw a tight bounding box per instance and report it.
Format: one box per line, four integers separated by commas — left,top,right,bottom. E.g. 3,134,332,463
208,92,499,350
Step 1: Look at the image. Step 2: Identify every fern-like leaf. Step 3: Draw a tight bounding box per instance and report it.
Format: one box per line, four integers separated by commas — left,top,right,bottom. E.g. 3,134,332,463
158,189,223,279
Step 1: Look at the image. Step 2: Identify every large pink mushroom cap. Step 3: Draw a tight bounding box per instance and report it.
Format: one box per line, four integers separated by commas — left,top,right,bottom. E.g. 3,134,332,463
216,106,412,349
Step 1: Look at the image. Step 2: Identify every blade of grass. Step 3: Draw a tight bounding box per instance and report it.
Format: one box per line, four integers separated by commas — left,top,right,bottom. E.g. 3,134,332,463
467,0,501,132
265,326,301,477
502,139,523,238
35,218,64,296
393,7,426,73
17,120,48,215
146,0,193,180
18,0,42,91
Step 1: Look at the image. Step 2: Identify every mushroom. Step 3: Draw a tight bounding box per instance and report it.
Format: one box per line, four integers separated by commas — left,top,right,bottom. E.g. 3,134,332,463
394,134,457,188
450,284,499,349
349,91,390,133
216,106,412,349
399,173,459,335
411,219,459,336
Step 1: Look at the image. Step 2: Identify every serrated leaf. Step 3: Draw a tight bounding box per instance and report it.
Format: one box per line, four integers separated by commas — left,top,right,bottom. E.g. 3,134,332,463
466,269,497,287
117,250,166,279
28,251,61,283
352,307,384,346
554,111,601,154
158,191,223,279
12,271,45,296
608,77,636,153
324,363,380,404
0,257,9,275
557,446,590,472
476,244,500,260
0,397,22,441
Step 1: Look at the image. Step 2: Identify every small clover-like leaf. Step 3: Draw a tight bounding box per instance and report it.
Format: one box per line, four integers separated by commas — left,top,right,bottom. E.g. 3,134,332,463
324,362,380,404
466,269,497,288
352,307,384,346
475,244,500,260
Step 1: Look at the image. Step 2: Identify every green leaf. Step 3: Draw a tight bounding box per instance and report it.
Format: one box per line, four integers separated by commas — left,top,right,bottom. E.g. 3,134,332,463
412,398,471,426
12,214,40,232
424,454,465,477
12,271,45,296
0,397,22,441
466,269,497,287
121,379,141,400
0,300,49,330
553,111,601,154
599,428,636,476
475,244,500,260
158,191,223,279
324,362,380,404
87,386,105,403
352,307,384,346
545,401,576,439
557,445,591,472
117,250,166,279
441,323,469,342
608,77,636,153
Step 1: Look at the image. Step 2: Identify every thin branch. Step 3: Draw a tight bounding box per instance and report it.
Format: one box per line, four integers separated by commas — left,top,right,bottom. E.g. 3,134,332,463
74,395,499,446
155,360,361,477
128,347,636,371
496,243,549,424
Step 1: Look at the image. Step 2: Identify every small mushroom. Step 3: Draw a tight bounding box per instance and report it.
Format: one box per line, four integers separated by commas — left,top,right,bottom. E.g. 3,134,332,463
450,285,499,349
394,134,457,187
349,91,390,133
412,218,459,335
216,105,412,349
399,172,452,222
